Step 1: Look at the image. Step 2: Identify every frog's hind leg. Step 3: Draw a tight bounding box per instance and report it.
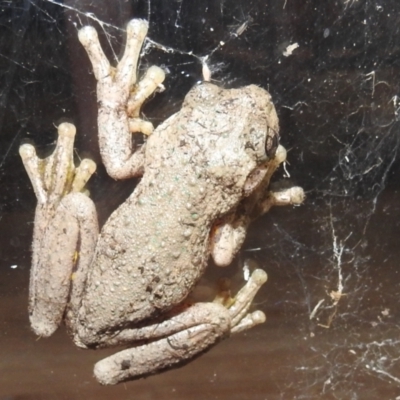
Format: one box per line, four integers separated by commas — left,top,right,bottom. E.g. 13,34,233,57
93,269,267,385
20,123,98,337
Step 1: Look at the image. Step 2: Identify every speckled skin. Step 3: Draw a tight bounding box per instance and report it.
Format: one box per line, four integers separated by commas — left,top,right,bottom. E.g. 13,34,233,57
19,20,304,385
79,82,278,336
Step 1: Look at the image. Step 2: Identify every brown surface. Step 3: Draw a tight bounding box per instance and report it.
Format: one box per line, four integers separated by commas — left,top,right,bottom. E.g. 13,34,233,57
1,202,400,399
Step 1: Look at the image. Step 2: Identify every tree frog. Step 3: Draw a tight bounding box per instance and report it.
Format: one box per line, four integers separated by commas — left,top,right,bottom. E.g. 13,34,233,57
19,19,304,385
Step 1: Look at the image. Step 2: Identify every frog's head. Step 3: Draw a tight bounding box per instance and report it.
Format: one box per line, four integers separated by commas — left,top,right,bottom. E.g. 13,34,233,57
182,83,281,198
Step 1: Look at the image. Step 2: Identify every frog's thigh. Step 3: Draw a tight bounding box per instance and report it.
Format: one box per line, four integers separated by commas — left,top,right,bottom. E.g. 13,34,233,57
30,193,98,337
93,302,230,385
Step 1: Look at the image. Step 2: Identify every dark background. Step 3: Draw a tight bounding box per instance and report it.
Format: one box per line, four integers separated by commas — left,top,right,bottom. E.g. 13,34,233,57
1,0,400,398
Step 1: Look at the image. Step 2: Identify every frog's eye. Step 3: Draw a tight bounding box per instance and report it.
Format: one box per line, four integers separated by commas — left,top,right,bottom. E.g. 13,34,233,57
265,128,279,159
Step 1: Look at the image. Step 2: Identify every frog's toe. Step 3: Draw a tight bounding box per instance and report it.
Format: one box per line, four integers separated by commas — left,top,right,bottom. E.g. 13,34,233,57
20,122,96,204
231,310,266,334
250,269,268,285
228,268,268,332
71,158,97,193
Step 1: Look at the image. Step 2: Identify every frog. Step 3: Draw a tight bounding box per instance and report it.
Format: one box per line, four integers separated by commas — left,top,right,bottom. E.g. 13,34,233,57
19,19,304,385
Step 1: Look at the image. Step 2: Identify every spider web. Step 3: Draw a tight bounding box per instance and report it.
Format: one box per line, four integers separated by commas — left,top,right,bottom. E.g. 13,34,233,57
1,0,400,398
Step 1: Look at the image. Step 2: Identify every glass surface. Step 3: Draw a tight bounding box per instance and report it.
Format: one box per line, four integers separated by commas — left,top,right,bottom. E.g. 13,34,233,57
1,0,400,398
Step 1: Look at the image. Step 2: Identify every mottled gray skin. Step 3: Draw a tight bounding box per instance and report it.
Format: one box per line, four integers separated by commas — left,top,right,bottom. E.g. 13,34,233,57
19,20,304,385
78,82,278,339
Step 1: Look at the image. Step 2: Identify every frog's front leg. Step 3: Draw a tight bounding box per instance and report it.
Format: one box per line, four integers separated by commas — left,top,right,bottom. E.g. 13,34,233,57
78,19,165,180
20,123,98,337
88,269,267,385
211,145,305,266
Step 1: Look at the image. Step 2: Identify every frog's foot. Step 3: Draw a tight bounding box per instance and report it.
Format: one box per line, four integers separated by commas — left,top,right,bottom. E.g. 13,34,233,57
224,269,267,334
264,145,305,209
78,20,165,179
79,20,165,128
20,123,98,338
242,145,305,219
92,269,267,385
19,122,96,206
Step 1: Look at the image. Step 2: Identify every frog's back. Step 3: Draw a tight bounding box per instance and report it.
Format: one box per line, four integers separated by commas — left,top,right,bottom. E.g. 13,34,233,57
80,82,276,334
81,165,217,333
